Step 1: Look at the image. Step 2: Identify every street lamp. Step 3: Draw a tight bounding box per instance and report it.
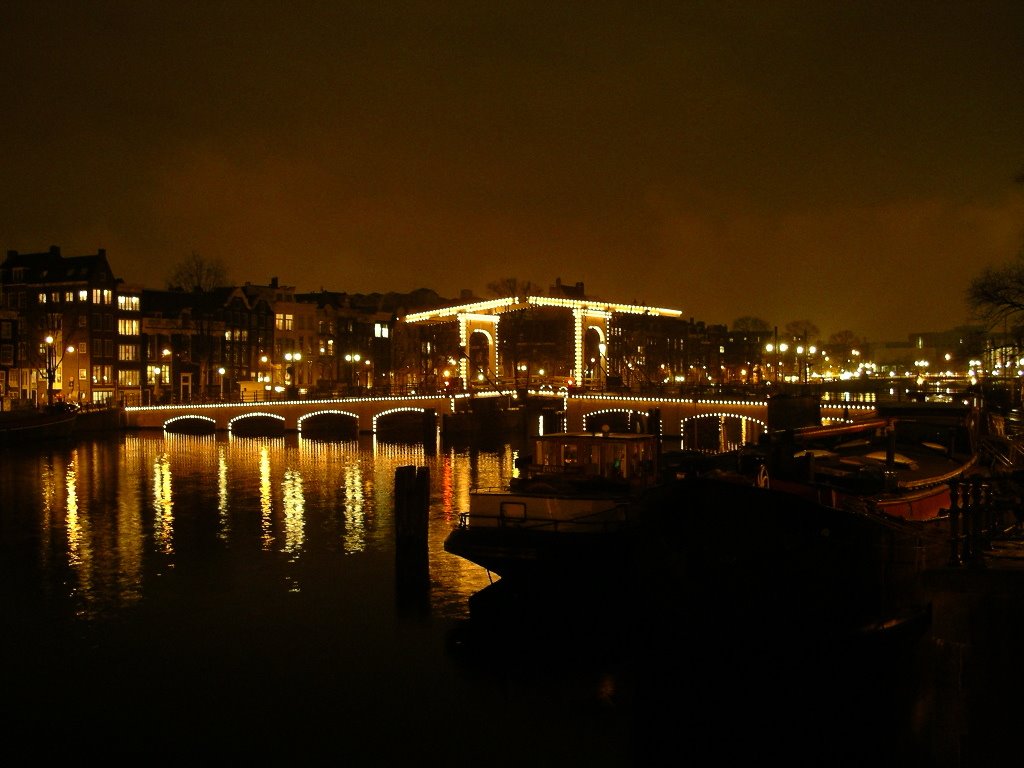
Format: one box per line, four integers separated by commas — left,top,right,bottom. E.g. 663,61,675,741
345,353,361,391
151,364,163,405
43,335,56,406
65,345,80,403
284,352,301,397
218,367,226,400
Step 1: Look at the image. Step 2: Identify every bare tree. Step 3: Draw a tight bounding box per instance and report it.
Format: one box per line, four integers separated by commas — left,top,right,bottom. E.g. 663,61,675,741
967,250,1024,331
166,251,229,292
783,319,819,344
967,171,1024,331
826,330,864,367
731,316,772,332
486,277,541,298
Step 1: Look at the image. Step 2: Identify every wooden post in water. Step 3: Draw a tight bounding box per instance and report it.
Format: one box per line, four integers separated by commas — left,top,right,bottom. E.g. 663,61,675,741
394,465,430,615
394,465,429,542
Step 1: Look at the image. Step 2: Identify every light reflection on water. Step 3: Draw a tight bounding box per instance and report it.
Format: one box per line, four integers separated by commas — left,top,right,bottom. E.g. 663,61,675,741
2,431,1005,764
4,432,500,622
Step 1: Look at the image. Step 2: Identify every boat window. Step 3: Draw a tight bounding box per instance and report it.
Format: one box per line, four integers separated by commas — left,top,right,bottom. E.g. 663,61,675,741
499,502,527,525
562,444,578,465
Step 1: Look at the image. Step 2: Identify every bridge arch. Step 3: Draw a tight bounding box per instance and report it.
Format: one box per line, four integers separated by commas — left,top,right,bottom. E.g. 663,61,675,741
298,409,360,439
163,414,216,434
374,407,437,440
229,411,286,437
460,317,498,385
582,408,647,433
680,413,767,453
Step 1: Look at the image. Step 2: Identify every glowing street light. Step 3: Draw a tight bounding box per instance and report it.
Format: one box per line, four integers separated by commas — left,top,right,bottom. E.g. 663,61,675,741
42,335,56,406
344,353,361,390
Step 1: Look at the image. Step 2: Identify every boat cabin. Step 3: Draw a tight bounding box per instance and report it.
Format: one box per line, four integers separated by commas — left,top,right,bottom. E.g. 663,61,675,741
514,430,661,494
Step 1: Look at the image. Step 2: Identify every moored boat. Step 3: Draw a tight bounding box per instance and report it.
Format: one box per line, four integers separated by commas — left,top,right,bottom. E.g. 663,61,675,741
0,404,78,446
443,428,670,585
729,398,985,567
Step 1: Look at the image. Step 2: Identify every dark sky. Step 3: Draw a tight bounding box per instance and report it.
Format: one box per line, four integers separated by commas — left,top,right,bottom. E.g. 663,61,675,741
2,1,1022,342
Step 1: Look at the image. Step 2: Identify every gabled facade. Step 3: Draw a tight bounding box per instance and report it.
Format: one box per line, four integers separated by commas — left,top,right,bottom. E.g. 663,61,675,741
0,246,120,405
140,286,273,403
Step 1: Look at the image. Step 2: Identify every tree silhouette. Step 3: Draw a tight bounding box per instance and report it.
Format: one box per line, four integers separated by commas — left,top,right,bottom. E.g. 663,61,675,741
486,277,541,298
783,320,819,344
731,316,772,332
166,250,229,292
967,251,1024,331
966,170,1024,332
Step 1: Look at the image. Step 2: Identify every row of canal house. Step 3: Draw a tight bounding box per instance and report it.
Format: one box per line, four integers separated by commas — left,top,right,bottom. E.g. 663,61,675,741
0,246,773,408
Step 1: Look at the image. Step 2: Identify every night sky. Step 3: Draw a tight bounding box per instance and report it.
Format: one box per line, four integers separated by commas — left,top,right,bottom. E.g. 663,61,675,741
2,1,1022,342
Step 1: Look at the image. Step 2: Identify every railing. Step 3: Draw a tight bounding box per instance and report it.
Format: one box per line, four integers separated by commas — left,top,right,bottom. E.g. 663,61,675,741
456,500,634,533
948,477,1021,566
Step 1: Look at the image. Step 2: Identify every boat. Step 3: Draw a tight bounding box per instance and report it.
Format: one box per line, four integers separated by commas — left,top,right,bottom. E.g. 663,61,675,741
443,395,1003,641
0,404,78,446
443,428,674,585
737,397,983,528
675,395,995,627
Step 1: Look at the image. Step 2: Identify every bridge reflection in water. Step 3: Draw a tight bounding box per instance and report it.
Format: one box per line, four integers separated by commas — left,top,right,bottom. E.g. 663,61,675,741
123,389,879,453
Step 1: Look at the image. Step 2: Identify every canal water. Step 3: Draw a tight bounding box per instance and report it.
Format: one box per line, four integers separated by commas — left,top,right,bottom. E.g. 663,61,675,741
0,432,1017,764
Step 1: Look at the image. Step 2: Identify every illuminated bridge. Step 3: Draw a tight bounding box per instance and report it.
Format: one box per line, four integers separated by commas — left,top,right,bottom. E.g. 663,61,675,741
123,390,877,449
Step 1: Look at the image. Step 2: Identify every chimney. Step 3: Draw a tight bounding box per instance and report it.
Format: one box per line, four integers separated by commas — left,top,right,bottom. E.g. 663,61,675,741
270,276,279,289
49,245,60,256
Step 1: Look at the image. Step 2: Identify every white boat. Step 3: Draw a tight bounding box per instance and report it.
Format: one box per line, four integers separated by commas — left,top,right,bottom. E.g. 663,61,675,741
443,429,668,582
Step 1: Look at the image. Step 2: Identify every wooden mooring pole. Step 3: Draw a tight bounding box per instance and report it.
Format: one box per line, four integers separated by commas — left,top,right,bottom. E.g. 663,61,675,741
394,465,430,615
394,465,430,542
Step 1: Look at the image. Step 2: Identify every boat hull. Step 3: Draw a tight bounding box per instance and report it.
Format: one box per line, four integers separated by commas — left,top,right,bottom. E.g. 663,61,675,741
447,476,949,639
635,477,949,634
0,410,77,445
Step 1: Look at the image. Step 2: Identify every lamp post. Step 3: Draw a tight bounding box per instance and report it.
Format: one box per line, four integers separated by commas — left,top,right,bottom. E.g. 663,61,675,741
43,335,56,406
160,347,171,402
345,353,361,392
151,364,162,405
284,352,301,397
65,345,80,403
218,367,226,400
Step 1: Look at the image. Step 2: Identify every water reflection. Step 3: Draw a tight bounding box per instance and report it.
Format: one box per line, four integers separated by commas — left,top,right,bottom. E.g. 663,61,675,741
7,432,496,623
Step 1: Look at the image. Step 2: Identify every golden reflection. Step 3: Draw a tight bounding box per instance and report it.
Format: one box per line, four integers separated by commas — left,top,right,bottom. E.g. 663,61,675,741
152,452,174,554
281,468,305,556
117,438,145,606
217,444,230,541
15,431,505,621
65,456,83,565
342,458,367,555
260,444,273,550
